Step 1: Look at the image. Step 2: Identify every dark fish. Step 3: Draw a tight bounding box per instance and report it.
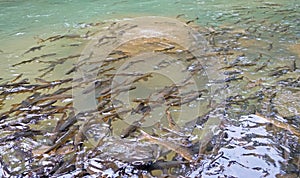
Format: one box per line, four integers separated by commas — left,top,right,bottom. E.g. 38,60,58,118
23,45,46,55
52,87,72,95
62,43,81,47
268,66,291,77
109,50,127,56
120,121,141,138
219,62,256,70
10,73,23,83
0,129,42,142
186,17,199,24
224,75,244,82
223,70,242,75
176,14,185,19
58,115,78,132
39,54,81,77
97,35,117,46
34,78,73,90
36,94,72,103
12,53,56,67
254,63,267,72
170,93,202,106
44,125,79,154
96,67,115,76
131,102,151,115
263,2,282,6
112,85,136,95
118,24,138,34
65,66,76,75
132,73,153,83
38,34,84,43
0,78,29,88
103,55,129,62
37,100,57,108
36,35,61,43
82,80,107,95
134,160,188,172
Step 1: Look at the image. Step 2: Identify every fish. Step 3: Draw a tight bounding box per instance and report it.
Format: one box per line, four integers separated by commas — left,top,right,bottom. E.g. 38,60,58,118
263,2,282,6
44,125,79,154
170,93,202,106
120,121,141,138
38,34,84,43
223,70,242,75
10,73,23,83
36,94,72,103
176,14,185,19
254,63,267,72
103,55,129,63
139,130,194,161
0,78,29,88
38,54,81,77
36,35,61,43
186,17,199,25
154,45,175,52
122,59,145,70
112,85,136,95
268,66,291,77
104,72,144,77
252,113,300,137
12,53,56,67
224,75,244,82
0,129,42,142
219,62,256,70
97,35,117,46
82,80,107,95
131,102,151,115
34,78,73,90
132,73,153,83
65,66,76,75
109,50,127,56
23,45,46,55
117,24,138,34
96,67,115,76
143,160,188,171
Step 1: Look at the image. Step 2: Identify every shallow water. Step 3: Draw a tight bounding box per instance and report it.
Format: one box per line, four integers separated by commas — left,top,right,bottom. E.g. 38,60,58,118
0,0,299,177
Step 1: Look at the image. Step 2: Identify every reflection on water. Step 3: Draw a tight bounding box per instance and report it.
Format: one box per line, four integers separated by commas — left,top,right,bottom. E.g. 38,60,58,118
0,0,299,177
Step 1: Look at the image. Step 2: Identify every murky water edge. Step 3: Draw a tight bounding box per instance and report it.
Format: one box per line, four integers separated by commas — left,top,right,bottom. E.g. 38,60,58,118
0,0,299,177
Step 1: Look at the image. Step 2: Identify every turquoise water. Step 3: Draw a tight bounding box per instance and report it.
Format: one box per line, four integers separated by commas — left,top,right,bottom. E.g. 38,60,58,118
0,0,299,177
1,0,299,79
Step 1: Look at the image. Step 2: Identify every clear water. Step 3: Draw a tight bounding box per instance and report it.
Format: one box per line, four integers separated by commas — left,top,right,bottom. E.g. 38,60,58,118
0,0,298,80
0,0,299,177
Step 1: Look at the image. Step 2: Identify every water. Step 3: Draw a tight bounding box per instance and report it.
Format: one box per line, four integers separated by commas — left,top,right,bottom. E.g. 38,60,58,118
0,0,299,177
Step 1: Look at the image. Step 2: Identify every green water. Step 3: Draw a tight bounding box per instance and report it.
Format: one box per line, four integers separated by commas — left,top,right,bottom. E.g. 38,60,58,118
0,0,298,79
0,0,299,177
